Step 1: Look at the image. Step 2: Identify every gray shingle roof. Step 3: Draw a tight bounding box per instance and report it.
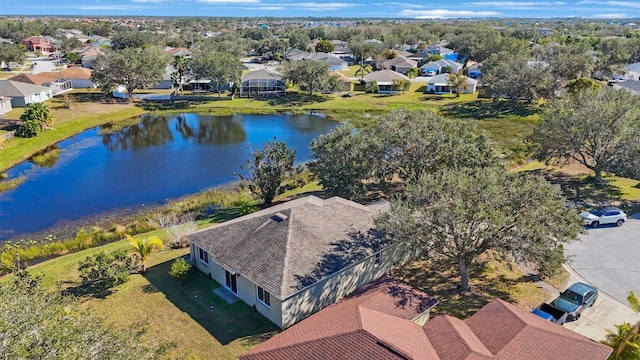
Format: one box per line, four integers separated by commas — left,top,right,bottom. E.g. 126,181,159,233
364,70,410,83
187,196,390,299
241,69,282,82
0,80,50,97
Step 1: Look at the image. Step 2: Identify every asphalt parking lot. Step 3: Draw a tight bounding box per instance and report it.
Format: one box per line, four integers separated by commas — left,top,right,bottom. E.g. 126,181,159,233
565,213,640,304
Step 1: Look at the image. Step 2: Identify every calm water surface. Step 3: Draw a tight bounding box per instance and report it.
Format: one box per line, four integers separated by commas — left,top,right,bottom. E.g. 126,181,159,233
0,113,337,240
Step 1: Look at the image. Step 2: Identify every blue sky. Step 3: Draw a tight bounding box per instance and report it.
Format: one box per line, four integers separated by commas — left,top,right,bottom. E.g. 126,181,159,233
4,0,640,18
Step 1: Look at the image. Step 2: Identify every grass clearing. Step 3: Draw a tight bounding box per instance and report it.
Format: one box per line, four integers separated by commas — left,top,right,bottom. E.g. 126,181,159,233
393,252,552,319
26,238,279,359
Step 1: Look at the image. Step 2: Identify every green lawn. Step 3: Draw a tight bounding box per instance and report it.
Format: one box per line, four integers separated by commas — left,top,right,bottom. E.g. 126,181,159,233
27,238,279,359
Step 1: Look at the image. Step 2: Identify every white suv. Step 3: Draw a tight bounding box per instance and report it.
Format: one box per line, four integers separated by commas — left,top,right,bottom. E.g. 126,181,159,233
580,207,627,228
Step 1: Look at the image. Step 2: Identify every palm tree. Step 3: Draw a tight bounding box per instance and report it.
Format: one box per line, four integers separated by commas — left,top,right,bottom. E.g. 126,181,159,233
355,64,372,80
601,291,640,359
447,73,469,97
127,234,163,273
172,55,188,94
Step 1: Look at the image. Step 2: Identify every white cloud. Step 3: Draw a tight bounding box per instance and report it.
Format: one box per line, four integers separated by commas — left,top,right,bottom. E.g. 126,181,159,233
578,0,640,8
77,5,148,10
593,13,628,18
295,2,357,9
469,1,566,9
256,6,285,9
132,0,167,3
197,0,259,3
400,9,499,18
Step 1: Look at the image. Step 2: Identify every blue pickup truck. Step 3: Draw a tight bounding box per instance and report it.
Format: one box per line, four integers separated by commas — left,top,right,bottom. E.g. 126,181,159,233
532,282,598,323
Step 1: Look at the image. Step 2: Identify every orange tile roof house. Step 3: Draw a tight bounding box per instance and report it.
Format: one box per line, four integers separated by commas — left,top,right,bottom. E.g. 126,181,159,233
186,196,413,329
242,285,612,360
22,36,54,53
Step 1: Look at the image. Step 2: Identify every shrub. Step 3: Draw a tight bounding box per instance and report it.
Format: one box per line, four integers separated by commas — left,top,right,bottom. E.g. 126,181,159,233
168,257,193,283
78,250,132,291
15,120,41,138
20,103,53,128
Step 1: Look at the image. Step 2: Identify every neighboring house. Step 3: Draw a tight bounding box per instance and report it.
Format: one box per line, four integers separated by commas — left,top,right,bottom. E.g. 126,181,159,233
303,52,348,71
331,71,352,91
22,36,54,53
242,296,612,360
72,44,105,69
382,56,418,75
364,70,411,94
56,67,95,88
241,276,440,360
0,96,12,117
154,64,177,90
612,80,640,95
465,62,483,79
239,69,286,98
286,51,348,71
420,59,463,76
186,196,409,329
9,73,72,96
625,62,640,80
164,46,191,58
0,80,53,107
426,74,478,94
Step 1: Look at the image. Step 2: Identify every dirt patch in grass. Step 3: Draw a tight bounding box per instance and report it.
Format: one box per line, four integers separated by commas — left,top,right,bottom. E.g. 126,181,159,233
392,252,549,319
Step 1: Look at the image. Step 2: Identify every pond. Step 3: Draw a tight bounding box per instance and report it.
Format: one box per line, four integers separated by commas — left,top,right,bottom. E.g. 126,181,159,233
0,113,338,241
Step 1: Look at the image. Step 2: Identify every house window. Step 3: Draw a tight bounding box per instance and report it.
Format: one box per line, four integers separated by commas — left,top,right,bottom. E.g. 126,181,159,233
198,247,209,264
257,286,271,307
375,252,381,265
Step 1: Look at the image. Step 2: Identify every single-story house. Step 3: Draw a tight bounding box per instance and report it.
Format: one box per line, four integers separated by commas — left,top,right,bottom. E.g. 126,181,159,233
286,50,348,71
0,80,53,107
164,46,191,57
303,52,348,71
611,80,640,95
239,69,286,98
55,67,95,88
382,56,418,75
241,295,612,360
625,62,640,81
0,96,12,117
10,73,72,96
426,74,478,94
364,70,411,94
186,196,411,329
331,71,352,91
71,44,105,69
420,59,463,76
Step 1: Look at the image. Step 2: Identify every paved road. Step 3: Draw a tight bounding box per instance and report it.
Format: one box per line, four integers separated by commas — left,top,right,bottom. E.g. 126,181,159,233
565,213,640,304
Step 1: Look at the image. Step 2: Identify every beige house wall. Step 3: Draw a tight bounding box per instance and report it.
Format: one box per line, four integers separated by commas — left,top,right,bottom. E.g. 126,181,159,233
191,244,284,328
280,243,412,329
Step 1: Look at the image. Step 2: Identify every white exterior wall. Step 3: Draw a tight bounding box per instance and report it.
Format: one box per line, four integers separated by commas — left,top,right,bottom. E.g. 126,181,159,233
280,243,412,329
70,79,96,88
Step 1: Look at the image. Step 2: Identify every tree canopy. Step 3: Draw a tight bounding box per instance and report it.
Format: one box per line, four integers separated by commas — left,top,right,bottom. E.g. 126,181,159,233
377,167,583,290
281,60,342,95
0,271,170,359
482,52,556,102
0,43,25,65
315,39,335,53
237,137,296,205
532,88,640,183
189,49,243,97
91,46,169,100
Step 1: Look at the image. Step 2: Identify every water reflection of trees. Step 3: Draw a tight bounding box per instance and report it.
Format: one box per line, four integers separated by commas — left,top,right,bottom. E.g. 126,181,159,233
102,115,174,151
286,114,335,133
102,114,246,151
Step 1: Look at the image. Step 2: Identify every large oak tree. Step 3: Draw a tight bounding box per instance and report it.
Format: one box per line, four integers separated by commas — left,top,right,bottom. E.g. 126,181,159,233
377,167,583,291
91,46,169,100
532,88,640,183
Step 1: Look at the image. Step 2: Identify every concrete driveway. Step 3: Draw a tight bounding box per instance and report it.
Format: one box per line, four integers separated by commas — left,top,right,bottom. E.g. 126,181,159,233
565,214,640,304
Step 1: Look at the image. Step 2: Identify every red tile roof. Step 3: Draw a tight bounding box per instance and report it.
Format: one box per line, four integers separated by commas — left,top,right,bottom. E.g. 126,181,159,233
241,277,439,360
242,292,612,360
